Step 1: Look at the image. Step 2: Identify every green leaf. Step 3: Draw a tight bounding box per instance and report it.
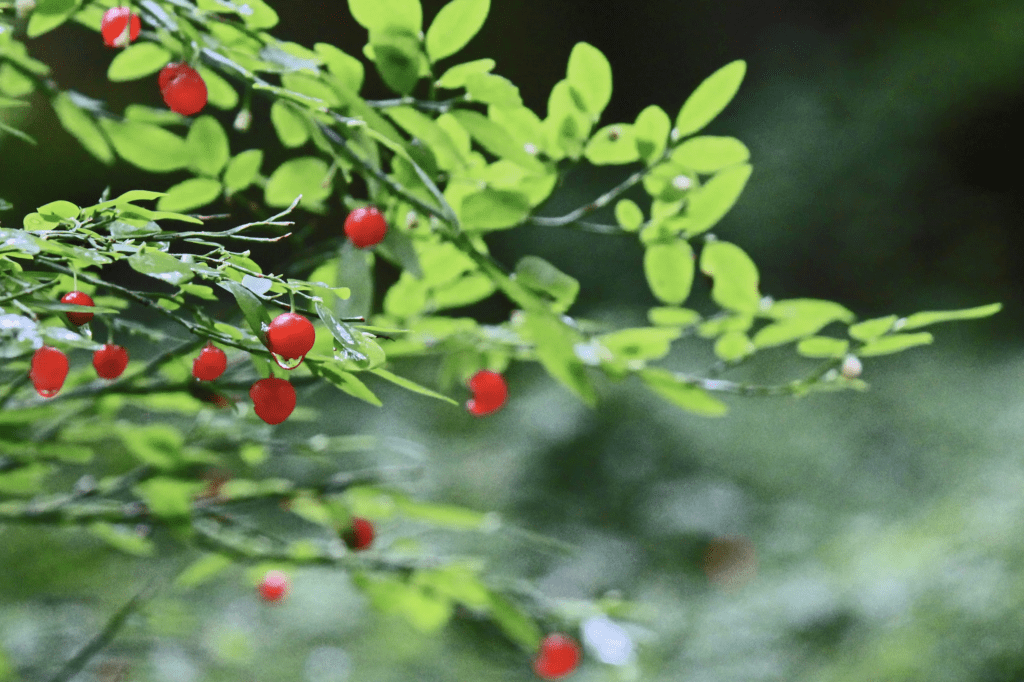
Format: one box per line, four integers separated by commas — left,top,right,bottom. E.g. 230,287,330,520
107,43,173,82
513,256,579,313
566,42,612,120
521,311,597,405
598,327,680,364
754,299,855,348
89,522,155,557
270,101,309,148
315,42,365,92
544,80,590,159
615,199,644,231
584,124,640,165
848,315,897,341
415,564,491,610
27,0,78,38
348,0,422,33
176,553,233,589
490,594,542,652
240,0,279,28
186,115,231,176
128,249,196,285
671,136,750,173
675,60,746,138
52,93,114,164
714,331,753,361
797,336,849,359
222,149,264,193
436,58,495,89
99,119,188,172
639,368,728,417
264,157,332,209
307,361,383,406
425,0,490,62
396,496,488,528
648,307,700,327
899,303,1002,330
37,200,80,220
634,104,671,165
682,164,752,236
700,240,760,314
117,424,184,468
370,27,422,95
644,240,695,305
460,188,530,231
385,105,465,171
197,66,239,110
156,178,222,213
0,464,50,495
134,477,201,518
858,332,934,357
449,109,545,173
219,279,272,341
465,73,522,109
371,368,458,405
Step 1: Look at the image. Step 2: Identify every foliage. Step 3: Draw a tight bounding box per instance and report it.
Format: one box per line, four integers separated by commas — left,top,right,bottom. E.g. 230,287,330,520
0,0,1001,679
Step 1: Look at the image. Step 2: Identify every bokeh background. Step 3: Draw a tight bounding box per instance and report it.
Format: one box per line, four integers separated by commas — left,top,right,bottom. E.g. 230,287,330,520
2,0,1024,680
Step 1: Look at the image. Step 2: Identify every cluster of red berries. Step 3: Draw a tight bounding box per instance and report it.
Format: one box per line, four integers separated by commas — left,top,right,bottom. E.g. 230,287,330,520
100,7,207,116
257,516,375,603
30,291,131,397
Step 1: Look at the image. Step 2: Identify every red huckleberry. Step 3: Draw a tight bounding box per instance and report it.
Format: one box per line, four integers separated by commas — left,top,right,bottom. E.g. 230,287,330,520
193,342,227,381
258,570,289,603
92,344,129,380
342,517,374,551
100,7,140,48
159,63,207,116
61,291,94,326
250,377,296,425
343,206,388,249
533,633,581,680
266,312,315,361
30,346,69,398
467,370,508,416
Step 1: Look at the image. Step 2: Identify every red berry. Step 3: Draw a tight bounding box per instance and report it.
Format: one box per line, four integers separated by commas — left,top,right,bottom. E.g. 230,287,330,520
342,517,374,551
266,313,315,361
343,206,388,249
534,633,581,680
100,7,140,48
193,343,227,381
157,62,189,91
250,377,296,425
92,344,129,380
30,346,69,398
258,570,289,603
61,291,94,326
160,63,207,116
466,370,508,416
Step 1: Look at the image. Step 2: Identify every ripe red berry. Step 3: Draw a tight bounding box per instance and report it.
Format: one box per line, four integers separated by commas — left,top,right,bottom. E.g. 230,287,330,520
250,377,296,425
100,7,140,48
193,343,227,381
160,63,207,116
61,291,94,326
534,633,581,680
92,344,129,380
258,570,289,603
30,346,69,398
466,370,508,416
343,206,388,249
342,517,374,551
266,313,315,361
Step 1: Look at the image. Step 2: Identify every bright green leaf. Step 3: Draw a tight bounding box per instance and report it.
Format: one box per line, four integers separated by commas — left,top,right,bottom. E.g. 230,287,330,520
797,336,849,358
858,332,934,357
264,157,332,209
675,60,746,138
584,124,640,165
700,240,760,313
899,303,1002,330
436,58,495,89
186,115,231,176
848,315,897,341
52,93,114,164
465,73,522,109
671,136,750,173
270,101,309,148
460,188,530,231
644,240,694,305
634,104,670,165
566,42,612,119
639,368,727,417
222,149,264,193
156,178,222,213
107,43,172,82
99,119,189,172
615,199,643,231
348,0,422,33
425,0,490,62
513,256,579,313
370,27,422,95
683,164,752,236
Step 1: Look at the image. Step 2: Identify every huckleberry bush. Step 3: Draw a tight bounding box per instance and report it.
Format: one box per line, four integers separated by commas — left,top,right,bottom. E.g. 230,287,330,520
0,0,1000,678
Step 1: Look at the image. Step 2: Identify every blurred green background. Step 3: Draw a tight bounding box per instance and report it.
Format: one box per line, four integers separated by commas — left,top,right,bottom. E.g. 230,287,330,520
2,0,1023,680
